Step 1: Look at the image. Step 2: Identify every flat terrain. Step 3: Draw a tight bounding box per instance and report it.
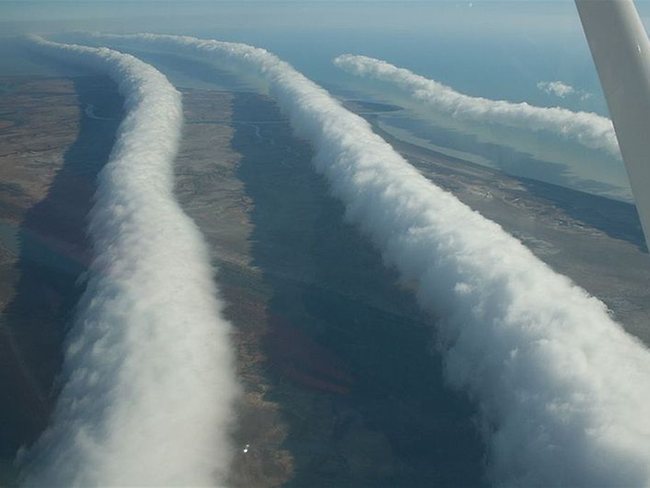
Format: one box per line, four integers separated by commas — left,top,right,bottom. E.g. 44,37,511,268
177,89,650,487
2,75,649,487
175,89,484,487
0,76,121,480
0,78,486,487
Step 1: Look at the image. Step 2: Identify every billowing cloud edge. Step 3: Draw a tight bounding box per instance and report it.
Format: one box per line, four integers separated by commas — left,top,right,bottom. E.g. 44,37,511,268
84,33,650,486
21,36,238,487
334,54,618,158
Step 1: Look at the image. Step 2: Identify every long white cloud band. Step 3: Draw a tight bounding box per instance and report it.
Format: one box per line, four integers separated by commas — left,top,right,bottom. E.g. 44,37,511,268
23,36,237,487
78,32,650,486
334,54,620,158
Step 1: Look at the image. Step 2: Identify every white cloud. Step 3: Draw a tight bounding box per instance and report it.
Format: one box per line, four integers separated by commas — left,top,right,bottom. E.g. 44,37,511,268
537,80,575,97
22,36,238,487
334,54,617,157
537,80,592,101
78,32,650,486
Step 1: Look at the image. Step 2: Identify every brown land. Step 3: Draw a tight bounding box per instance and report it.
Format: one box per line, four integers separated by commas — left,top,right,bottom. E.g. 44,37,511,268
175,89,484,487
0,75,122,484
0,78,485,487
3,73,650,488
175,88,294,486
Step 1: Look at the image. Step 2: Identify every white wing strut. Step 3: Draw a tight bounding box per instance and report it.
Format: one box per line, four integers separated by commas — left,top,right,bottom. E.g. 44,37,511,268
576,0,650,249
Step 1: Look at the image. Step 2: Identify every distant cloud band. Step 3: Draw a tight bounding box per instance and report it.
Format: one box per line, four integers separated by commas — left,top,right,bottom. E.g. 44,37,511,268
334,54,618,157
74,33,650,486
22,36,237,487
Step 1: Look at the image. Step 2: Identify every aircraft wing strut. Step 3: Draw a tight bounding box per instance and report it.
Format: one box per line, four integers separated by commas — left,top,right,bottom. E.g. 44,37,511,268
576,0,650,249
